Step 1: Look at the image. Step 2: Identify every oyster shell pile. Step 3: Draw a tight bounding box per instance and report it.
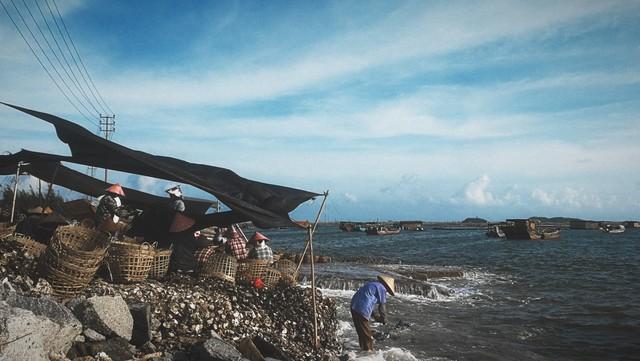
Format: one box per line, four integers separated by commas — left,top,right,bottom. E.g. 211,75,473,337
0,236,44,296
84,273,340,360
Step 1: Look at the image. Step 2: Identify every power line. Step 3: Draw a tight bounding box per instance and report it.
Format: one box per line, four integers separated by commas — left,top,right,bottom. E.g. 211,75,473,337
50,0,115,115
45,0,111,115
1,0,98,128
19,0,100,118
32,0,103,115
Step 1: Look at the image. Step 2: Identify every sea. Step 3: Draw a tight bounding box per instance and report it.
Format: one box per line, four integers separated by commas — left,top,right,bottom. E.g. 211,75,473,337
269,226,639,361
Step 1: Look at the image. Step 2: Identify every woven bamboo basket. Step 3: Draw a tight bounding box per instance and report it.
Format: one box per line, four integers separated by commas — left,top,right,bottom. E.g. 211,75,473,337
41,225,110,298
236,259,270,284
149,248,173,280
200,253,238,283
274,259,298,285
262,267,282,288
12,234,47,257
106,241,155,283
0,222,16,238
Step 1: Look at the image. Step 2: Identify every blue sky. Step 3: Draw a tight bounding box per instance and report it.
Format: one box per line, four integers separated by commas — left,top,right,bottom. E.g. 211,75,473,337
1,0,639,222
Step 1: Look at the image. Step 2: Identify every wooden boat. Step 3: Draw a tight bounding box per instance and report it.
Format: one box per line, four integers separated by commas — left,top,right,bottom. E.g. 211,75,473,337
502,219,541,240
540,228,561,240
601,224,625,234
486,225,506,238
366,226,401,236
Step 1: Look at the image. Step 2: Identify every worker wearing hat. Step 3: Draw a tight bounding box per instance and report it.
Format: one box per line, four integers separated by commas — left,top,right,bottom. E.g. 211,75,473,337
247,231,273,262
95,183,127,232
224,226,248,261
165,185,185,213
350,274,396,351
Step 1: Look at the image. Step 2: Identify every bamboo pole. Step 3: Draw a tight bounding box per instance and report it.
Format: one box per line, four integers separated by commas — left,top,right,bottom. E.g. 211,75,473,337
10,162,22,223
296,191,329,273
308,225,319,349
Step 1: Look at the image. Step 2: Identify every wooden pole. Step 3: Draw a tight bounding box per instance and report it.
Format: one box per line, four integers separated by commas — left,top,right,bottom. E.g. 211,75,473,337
308,225,319,348
10,162,22,223
296,191,329,273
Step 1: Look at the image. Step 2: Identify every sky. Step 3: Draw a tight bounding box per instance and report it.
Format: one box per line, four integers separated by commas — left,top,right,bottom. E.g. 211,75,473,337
1,0,639,222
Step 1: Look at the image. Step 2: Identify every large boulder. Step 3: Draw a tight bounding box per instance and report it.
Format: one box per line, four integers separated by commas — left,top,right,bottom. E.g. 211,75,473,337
0,288,81,360
191,337,250,361
128,302,151,346
69,296,133,340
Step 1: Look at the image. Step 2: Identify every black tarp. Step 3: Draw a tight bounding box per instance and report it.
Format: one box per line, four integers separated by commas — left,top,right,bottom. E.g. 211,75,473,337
1,102,319,228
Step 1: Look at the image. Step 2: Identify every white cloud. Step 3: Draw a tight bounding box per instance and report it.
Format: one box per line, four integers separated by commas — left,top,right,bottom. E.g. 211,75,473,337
452,174,499,206
343,193,358,203
136,176,158,194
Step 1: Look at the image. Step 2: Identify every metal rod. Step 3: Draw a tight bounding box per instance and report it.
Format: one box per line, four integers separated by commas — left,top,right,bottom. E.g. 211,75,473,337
10,162,21,223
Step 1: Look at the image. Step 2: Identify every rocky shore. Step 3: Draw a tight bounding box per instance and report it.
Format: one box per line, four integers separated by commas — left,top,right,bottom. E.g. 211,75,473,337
0,236,341,361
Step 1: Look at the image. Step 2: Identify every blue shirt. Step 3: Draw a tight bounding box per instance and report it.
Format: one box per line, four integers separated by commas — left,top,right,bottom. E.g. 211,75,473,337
350,281,387,320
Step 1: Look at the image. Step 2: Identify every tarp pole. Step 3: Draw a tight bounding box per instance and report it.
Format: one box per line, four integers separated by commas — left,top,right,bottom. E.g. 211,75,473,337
10,162,22,223
308,225,319,349
296,191,329,273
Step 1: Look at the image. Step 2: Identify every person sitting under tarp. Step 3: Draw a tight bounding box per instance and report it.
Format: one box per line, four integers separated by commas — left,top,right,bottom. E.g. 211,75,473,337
248,231,273,262
95,183,137,235
165,185,185,213
225,226,248,261
168,213,212,272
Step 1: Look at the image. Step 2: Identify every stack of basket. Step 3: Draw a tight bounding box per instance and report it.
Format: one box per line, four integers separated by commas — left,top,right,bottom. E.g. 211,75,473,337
200,253,238,283
274,259,298,285
40,225,109,298
106,241,155,283
148,247,173,280
262,267,282,288
236,259,270,284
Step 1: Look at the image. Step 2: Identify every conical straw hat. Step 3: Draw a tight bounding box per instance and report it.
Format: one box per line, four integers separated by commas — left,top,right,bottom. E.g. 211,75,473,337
377,274,395,296
169,212,196,233
105,183,125,197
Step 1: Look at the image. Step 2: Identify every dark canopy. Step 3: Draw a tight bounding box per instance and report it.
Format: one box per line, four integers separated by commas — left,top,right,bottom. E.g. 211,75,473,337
1,102,319,228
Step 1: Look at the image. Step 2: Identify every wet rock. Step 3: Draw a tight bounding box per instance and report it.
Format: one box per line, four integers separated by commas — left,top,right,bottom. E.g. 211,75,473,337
252,336,294,361
191,337,250,361
70,296,133,341
78,337,133,361
128,302,152,346
238,337,265,361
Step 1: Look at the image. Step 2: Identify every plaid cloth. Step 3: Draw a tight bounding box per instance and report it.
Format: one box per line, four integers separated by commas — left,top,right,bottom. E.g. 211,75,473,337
193,246,217,271
226,234,248,260
249,244,273,261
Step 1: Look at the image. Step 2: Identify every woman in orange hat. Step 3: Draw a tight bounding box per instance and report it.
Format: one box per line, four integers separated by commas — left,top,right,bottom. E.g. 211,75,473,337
247,231,273,262
95,183,127,232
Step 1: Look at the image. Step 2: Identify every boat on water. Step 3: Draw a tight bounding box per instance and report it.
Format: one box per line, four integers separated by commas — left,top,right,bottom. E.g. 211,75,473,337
486,225,506,238
601,224,625,234
366,225,401,236
502,219,542,240
540,228,561,240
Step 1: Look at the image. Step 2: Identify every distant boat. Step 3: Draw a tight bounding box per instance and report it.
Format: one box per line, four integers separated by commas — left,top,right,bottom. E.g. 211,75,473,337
486,225,506,238
601,224,625,234
366,225,401,236
540,228,561,240
502,219,542,240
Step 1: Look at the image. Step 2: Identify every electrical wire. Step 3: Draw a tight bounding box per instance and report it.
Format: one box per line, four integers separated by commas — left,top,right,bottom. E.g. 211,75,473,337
1,0,99,128
50,0,115,115
32,0,103,115
44,0,112,116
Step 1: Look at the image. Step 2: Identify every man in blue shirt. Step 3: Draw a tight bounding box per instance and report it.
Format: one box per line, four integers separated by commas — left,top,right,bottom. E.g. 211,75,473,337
350,275,396,351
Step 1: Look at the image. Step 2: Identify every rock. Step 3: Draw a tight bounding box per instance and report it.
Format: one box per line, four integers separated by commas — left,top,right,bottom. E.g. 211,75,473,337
191,337,250,361
70,296,133,341
141,340,157,354
252,336,294,361
0,289,82,360
67,337,134,361
238,337,265,361
83,328,107,342
128,302,152,346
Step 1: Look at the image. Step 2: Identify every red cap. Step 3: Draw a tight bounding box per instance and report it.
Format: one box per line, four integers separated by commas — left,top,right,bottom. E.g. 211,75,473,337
169,212,196,233
249,232,270,244
253,278,265,289
106,183,125,197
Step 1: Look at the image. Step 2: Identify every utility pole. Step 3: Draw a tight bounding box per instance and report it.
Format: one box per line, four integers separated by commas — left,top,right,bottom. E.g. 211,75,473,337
99,114,116,183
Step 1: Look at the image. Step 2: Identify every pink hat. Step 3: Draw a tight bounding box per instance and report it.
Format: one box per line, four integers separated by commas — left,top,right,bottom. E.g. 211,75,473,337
249,232,270,244
106,183,125,197
169,212,196,233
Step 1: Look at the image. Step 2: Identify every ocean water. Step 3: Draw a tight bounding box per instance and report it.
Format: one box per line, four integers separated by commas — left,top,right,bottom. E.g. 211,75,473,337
269,226,640,361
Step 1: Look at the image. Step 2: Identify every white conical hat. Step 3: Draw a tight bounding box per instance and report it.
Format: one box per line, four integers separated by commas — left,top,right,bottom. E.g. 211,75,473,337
377,274,395,296
165,185,183,197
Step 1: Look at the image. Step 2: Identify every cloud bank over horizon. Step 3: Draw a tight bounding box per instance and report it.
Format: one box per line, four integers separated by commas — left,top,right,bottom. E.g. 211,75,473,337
1,0,639,221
